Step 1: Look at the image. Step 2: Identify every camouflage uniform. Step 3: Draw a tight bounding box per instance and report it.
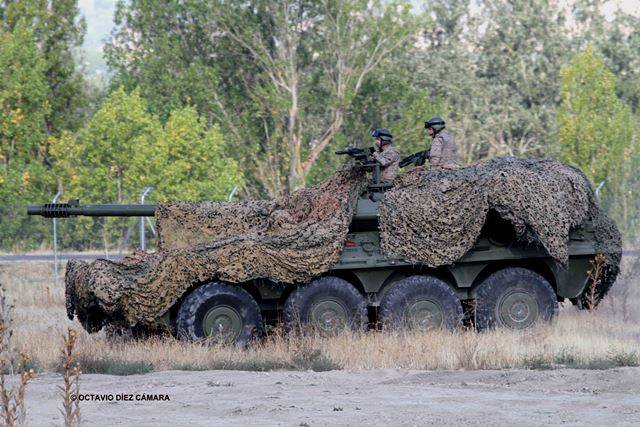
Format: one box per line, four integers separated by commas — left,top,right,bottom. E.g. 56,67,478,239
373,146,401,181
430,130,458,169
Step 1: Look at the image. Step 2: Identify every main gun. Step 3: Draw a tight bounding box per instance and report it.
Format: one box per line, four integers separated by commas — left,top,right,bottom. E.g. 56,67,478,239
27,199,156,218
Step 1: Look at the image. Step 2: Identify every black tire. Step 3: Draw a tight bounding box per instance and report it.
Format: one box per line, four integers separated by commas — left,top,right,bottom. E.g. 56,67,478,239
284,276,367,334
177,282,264,347
379,275,463,331
474,267,558,330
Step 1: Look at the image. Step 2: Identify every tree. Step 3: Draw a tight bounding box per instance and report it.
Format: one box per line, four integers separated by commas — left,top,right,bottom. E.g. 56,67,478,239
51,88,245,249
0,21,52,249
105,0,220,121
53,88,244,203
411,0,490,164
472,0,570,158
572,0,640,112
106,0,419,195
558,46,638,235
156,107,243,201
407,0,572,162
1,0,87,135
52,87,160,204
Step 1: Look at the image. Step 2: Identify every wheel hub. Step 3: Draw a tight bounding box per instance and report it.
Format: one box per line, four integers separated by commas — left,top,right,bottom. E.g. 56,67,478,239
499,291,539,329
310,299,349,334
203,305,243,342
406,300,443,330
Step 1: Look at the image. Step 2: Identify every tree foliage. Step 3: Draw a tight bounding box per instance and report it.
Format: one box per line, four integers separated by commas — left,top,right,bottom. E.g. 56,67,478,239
3,0,640,250
0,21,52,248
52,88,243,203
572,0,640,112
156,107,243,201
1,0,87,134
49,88,244,250
106,0,419,195
558,46,639,235
52,87,160,203
415,0,571,161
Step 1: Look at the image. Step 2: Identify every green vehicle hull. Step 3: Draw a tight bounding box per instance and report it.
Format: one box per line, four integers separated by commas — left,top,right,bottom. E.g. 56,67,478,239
153,194,598,330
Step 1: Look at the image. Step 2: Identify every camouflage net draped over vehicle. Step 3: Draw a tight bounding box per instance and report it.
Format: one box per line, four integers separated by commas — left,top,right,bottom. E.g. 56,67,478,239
65,168,368,330
379,157,621,300
65,157,621,330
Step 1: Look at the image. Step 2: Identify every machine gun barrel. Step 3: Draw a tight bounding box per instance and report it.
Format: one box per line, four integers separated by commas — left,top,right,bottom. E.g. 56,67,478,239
27,202,157,218
399,148,430,168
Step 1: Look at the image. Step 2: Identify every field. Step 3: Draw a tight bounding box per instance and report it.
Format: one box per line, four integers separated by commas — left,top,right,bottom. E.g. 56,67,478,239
0,258,639,425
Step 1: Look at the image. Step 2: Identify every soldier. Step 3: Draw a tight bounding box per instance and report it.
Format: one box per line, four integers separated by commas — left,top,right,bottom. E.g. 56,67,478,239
424,116,458,169
371,128,400,182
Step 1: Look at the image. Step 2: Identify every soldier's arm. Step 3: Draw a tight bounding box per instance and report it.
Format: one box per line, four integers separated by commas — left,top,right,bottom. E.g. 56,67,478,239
430,137,443,166
373,150,394,166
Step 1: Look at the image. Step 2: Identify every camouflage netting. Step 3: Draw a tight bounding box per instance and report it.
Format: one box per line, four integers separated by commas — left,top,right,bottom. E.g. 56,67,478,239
65,168,368,330
379,157,621,301
65,157,621,331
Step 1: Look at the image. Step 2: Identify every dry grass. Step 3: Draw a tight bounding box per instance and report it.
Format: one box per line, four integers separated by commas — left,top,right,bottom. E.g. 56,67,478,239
1,260,639,374
585,254,607,311
0,285,36,427
59,328,81,427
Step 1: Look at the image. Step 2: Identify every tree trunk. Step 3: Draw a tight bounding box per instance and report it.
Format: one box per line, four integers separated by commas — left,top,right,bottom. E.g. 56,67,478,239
287,83,304,193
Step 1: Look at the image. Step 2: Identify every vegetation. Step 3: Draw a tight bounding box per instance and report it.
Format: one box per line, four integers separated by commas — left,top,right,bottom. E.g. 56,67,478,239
0,285,35,427
59,328,81,427
1,262,639,374
559,47,639,235
2,0,640,250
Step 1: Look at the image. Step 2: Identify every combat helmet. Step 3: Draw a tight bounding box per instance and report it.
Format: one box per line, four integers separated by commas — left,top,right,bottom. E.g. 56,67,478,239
424,116,446,132
371,128,393,145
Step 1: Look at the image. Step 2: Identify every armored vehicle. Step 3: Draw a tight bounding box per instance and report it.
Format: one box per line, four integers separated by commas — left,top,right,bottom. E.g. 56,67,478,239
28,150,618,345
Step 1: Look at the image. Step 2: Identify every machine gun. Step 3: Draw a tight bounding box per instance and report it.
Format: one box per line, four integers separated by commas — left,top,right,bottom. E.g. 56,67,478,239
399,147,430,168
336,146,389,195
335,146,374,162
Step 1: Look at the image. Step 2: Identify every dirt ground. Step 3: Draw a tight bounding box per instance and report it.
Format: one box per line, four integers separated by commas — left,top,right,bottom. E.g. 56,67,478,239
24,367,640,426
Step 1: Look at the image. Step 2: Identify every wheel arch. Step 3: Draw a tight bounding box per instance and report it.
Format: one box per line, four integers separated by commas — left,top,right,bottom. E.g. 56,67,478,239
327,270,367,296
470,259,558,294
376,266,459,299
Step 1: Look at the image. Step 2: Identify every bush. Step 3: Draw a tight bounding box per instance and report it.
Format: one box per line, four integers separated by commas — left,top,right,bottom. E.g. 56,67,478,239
63,356,154,376
291,349,341,372
523,354,553,370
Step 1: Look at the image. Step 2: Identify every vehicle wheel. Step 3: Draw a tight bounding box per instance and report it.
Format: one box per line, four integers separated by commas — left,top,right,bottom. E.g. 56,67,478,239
284,277,367,335
379,275,463,331
473,267,558,330
177,282,264,346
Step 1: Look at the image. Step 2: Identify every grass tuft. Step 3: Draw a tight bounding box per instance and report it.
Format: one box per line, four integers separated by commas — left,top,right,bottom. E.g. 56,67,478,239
59,328,81,427
69,357,154,376
606,348,639,367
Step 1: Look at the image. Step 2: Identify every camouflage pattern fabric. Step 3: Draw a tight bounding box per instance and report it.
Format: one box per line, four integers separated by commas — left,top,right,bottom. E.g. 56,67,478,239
379,156,620,286
65,168,368,330
429,129,458,169
372,146,401,181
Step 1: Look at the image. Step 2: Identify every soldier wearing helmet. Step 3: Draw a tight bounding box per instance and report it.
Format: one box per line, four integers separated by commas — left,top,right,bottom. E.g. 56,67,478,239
424,116,458,169
371,128,400,181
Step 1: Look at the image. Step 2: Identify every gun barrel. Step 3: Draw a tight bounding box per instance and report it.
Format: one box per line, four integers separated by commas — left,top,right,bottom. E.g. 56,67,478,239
27,203,157,218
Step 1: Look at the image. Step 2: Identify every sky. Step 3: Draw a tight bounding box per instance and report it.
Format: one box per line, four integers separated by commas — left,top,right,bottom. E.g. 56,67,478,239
79,0,116,51
598,0,640,16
